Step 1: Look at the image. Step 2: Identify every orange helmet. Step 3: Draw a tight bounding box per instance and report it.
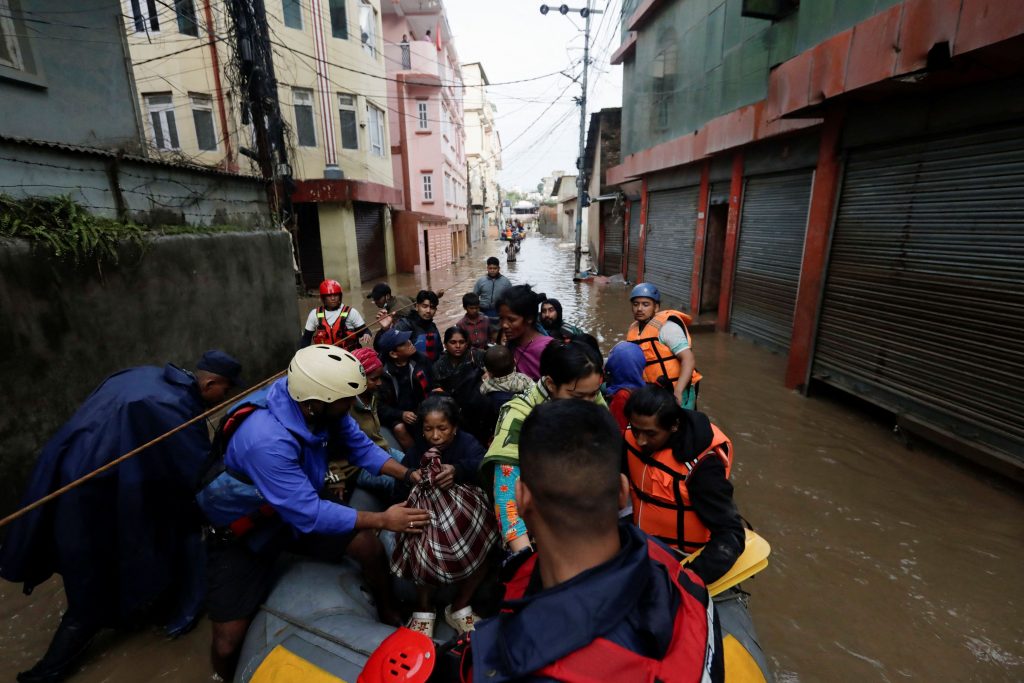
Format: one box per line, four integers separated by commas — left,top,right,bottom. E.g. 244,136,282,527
358,627,435,683
319,279,343,296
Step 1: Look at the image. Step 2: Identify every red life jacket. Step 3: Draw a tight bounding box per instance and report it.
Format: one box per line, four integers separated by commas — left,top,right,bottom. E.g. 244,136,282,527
311,305,357,350
475,540,715,683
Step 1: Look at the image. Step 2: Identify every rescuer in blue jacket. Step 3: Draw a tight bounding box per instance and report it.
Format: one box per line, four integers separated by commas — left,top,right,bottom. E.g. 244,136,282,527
0,350,242,683
197,345,431,681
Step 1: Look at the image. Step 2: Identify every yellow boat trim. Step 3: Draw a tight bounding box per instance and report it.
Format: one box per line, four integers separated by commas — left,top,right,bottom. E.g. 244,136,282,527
722,634,768,682
250,644,346,683
682,528,771,597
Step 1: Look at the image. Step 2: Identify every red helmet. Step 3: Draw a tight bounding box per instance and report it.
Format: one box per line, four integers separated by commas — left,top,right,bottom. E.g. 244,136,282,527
319,279,343,296
358,627,435,683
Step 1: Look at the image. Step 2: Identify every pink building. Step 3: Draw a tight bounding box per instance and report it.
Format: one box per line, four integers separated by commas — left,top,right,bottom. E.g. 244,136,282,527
382,0,468,273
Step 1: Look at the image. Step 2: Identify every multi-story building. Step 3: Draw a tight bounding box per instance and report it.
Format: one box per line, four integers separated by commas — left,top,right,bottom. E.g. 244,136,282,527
125,0,402,292
463,62,502,244
381,0,468,273
607,0,1024,473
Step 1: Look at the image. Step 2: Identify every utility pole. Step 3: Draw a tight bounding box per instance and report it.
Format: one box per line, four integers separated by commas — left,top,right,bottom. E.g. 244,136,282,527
539,2,601,275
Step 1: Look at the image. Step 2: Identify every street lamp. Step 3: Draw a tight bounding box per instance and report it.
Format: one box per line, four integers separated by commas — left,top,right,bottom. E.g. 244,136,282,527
538,1,602,277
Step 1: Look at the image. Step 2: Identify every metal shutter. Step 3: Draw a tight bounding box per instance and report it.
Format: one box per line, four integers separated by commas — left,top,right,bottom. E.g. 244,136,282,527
644,187,699,311
354,202,385,281
731,170,813,352
813,123,1024,462
603,205,624,275
627,202,642,282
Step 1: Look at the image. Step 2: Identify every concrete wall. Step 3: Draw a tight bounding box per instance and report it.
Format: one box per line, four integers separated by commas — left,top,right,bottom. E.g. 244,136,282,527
0,230,298,516
0,0,143,152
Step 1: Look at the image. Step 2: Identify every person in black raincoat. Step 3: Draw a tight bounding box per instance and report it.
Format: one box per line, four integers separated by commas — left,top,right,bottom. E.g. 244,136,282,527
0,350,241,683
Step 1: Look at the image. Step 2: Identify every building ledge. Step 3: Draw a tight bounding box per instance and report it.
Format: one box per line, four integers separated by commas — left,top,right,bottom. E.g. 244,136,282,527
609,32,637,65
415,130,432,136
399,72,442,88
626,0,668,32
291,178,403,205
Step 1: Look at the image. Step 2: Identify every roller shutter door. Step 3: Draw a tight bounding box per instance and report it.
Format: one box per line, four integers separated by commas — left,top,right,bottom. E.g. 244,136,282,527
730,170,813,352
627,202,642,283
812,123,1024,463
603,207,624,275
644,187,699,311
354,202,386,281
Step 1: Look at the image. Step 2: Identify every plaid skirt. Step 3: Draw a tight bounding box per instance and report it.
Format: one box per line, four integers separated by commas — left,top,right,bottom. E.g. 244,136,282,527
390,450,498,585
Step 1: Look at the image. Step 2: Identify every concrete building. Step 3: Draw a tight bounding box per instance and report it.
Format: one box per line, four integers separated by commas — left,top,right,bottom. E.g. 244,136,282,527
548,174,578,242
381,0,469,274
125,0,401,292
607,0,1024,473
583,108,623,275
463,62,502,244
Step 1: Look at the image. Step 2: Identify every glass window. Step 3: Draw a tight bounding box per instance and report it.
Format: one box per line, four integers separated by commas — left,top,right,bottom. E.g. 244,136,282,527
129,0,160,33
359,0,377,58
417,102,429,130
368,104,385,157
0,1,23,70
145,93,179,150
283,0,302,29
422,173,432,201
329,0,348,39
292,88,317,147
175,0,199,36
190,94,217,151
338,93,358,150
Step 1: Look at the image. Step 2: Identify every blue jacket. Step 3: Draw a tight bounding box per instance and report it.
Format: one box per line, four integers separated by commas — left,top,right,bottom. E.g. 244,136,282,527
0,364,210,630
471,524,681,682
215,378,389,536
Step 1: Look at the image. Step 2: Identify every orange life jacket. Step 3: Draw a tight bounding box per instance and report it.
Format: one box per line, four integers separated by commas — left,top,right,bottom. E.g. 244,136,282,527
484,540,715,683
311,305,357,350
625,424,732,554
626,309,703,388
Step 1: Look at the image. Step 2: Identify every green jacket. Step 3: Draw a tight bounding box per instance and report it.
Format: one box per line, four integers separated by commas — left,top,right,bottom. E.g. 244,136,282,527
351,393,389,452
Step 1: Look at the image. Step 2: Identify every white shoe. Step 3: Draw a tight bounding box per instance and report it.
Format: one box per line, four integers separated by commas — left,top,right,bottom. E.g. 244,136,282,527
406,611,436,639
444,604,478,634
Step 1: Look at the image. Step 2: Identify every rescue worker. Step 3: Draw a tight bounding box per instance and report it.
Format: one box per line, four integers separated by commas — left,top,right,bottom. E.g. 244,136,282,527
623,384,745,585
626,283,701,409
0,350,242,683
195,346,429,680
469,399,722,681
300,279,371,351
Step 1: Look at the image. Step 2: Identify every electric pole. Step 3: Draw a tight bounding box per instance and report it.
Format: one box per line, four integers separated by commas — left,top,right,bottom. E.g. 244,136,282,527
539,2,601,275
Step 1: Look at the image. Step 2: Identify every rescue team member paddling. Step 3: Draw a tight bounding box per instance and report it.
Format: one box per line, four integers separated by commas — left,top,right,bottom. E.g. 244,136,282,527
467,399,722,682
627,283,702,409
300,279,372,350
196,346,429,681
0,350,242,683
623,384,745,585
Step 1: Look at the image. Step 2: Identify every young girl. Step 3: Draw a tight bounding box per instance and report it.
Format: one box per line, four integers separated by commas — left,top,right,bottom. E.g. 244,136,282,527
431,327,488,442
604,341,648,431
392,396,497,638
496,284,554,381
481,341,607,553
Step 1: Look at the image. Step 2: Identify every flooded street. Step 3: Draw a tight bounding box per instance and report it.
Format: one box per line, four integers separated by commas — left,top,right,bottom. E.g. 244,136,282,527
2,234,1022,681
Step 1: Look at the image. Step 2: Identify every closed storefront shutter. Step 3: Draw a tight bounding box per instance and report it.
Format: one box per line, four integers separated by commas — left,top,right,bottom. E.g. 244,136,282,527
354,202,385,281
644,187,699,311
425,225,452,271
812,123,1024,462
627,202,642,283
603,205,624,275
731,170,813,352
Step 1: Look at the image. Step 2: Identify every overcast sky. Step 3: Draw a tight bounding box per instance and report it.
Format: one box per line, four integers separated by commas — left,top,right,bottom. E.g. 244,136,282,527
444,0,623,193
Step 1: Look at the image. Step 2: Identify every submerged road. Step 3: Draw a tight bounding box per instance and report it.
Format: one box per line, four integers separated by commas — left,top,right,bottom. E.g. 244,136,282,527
2,234,1021,681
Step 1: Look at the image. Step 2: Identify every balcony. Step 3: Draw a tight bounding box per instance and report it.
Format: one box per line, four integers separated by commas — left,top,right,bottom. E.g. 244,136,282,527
385,40,442,87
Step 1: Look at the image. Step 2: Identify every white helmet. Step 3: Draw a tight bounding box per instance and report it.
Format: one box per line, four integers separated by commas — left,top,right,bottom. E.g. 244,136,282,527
287,345,367,403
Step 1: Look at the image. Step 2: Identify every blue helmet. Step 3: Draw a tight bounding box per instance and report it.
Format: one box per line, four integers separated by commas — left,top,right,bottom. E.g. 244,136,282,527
630,283,661,303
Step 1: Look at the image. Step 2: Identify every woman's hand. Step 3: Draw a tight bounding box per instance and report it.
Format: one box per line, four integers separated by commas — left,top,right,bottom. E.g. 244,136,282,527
433,464,456,490
402,411,418,425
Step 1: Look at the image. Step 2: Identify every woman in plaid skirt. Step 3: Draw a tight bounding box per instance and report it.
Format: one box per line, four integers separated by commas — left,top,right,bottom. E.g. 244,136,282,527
391,395,498,638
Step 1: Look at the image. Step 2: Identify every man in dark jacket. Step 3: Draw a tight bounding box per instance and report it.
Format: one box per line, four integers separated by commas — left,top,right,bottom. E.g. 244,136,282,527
377,329,432,450
0,350,242,683
394,290,442,364
468,399,723,682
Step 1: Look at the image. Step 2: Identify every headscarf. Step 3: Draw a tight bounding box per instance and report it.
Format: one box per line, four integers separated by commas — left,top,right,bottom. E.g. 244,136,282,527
352,347,383,375
605,341,646,395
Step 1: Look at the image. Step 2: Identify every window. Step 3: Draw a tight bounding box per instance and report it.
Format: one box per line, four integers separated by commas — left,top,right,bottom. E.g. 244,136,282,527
329,0,348,39
128,0,160,33
359,0,377,57
292,88,317,147
190,94,217,151
417,102,429,130
421,173,433,201
175,0,199,36
0,1,23,70
283,0,302,29
338,93,358,150
0,1,42,85
368,104,385,157
146,93,180,150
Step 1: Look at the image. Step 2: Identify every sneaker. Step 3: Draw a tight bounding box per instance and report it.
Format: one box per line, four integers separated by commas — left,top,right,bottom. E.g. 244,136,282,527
406,612,436,639
444,605,479,634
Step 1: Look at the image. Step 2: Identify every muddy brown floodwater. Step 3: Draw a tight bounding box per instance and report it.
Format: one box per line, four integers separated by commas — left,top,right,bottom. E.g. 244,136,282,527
2,234,1022,681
